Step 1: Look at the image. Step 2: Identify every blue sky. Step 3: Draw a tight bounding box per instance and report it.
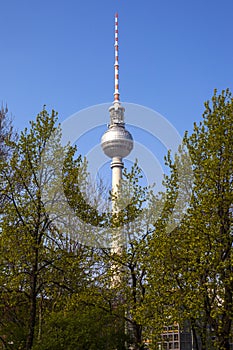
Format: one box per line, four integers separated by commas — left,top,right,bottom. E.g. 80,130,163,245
1,0,233,158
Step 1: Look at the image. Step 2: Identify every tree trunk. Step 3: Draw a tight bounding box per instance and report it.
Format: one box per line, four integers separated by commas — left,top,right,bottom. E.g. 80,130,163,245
25,247,38,350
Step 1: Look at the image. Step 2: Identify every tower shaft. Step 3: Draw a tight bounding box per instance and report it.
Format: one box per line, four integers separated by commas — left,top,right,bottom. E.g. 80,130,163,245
111,156,123,213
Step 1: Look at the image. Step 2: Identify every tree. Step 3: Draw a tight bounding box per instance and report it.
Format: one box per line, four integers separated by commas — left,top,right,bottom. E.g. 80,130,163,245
182,89,233,349
146,89,233,350
0,108,91,349
32,293,127,350
0,105,14,160
0,105,15,212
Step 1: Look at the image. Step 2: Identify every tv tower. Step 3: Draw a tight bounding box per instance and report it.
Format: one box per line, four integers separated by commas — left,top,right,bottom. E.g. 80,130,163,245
101,13,133,215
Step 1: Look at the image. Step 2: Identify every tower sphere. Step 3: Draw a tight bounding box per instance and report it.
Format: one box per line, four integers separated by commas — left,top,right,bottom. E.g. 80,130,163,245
101,125,133,159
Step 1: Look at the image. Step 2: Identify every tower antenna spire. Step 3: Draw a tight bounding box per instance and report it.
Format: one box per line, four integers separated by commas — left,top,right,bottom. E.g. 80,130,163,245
114,12,120,103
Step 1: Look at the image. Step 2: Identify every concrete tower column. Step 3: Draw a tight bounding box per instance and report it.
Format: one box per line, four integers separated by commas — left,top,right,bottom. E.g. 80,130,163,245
111,156,124,201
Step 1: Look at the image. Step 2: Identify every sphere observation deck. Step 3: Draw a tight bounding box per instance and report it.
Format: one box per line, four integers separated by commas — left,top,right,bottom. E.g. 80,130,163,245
101,125,133,159
101,104,133,159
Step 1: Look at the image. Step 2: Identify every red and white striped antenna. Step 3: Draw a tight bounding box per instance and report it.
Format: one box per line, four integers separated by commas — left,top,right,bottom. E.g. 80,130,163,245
114,12,120,103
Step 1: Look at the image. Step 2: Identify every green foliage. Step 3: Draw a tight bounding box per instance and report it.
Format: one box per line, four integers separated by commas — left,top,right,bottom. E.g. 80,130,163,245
32,302,127,350
2,90,233,350
145,89,233,349
0,108,91,349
